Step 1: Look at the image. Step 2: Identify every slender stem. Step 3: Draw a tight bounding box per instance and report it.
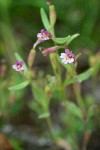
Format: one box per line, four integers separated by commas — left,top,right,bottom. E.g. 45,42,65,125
73,83,85,114
30,81,55,140
46,117,54,140
71,65,88,150
33,40,40,49
71,64,86,114
50,24,63,93
50,28,69,114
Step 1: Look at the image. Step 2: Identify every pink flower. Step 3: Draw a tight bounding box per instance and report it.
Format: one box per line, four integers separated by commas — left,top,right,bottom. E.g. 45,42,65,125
60,49,75,64
12,60,24,72
37,29,51,41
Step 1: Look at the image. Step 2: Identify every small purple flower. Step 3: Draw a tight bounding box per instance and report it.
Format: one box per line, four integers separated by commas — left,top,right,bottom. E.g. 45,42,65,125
12,60,24,72
37,29,51,41
60,49,75,64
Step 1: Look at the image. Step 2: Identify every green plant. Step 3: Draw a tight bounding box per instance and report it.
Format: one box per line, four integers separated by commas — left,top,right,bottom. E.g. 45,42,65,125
9,1,96,150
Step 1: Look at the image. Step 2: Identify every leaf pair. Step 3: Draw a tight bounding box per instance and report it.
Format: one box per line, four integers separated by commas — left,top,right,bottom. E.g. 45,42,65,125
40,7,79,46
55,34,79,45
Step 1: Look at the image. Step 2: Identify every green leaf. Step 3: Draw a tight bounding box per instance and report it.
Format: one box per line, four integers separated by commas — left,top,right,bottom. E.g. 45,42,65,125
87,106,95,119
32,82,49,108
85,96,94,107
77,68,94,83
54,35,70,44
66,33,79,45
67,101,82,119
38,112,50,119
63,78,76,87
9,81,30,91
64,68,94,87
28,100,40,113
15,52,28,73
40,8,51,31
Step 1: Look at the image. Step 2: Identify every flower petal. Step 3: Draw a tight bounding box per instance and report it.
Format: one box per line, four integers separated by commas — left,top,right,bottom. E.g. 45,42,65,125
15,60,19,65
60,53,67,58
12,65,17,69
20,66,24,71
65,49,70,54
68,58,74,63
37,33,42,38
43,37,49,40
41,29,45,33
20,61,24,66
62,58,69,64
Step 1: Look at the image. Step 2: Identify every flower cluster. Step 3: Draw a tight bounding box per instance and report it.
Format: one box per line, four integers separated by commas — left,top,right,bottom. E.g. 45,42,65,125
12,29,76,72
60,49,75,64
12,60,24,72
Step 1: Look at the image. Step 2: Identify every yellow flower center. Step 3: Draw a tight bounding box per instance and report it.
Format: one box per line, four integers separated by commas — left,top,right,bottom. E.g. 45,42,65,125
42,33,47,38
17,65,21,69
66,56,70,60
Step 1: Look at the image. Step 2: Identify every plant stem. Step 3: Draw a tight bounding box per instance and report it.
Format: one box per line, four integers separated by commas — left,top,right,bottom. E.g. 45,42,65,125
46,117,54,140
73,83,85,114
50,27,68,109
71,64,88,149
71,64,86,115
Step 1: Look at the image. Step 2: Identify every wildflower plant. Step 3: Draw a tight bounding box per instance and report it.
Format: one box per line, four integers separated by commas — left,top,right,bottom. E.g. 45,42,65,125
9,1,96,150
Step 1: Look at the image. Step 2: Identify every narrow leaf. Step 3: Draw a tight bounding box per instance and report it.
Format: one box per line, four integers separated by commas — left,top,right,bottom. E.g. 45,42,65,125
28,101,40,113
77,68,94,83
87,106,95,119
55,35,70,44
9,81,30,91
40,8,50,31
67,101,82,119
38,112,50,119
63,78,76,87
66,33,79,45
32,82,49,108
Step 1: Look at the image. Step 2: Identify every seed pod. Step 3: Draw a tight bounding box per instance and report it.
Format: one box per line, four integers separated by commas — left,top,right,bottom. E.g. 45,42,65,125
28,49,36,68
42,46,59,56
49,5,56,26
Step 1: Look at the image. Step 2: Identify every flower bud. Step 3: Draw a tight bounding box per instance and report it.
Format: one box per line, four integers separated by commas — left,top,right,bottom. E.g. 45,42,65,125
28,49,36,68
42,46,59,56
49,5,56,26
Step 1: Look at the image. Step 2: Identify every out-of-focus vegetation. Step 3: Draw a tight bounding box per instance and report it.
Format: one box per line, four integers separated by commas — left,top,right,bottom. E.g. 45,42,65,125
0,0,100,150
